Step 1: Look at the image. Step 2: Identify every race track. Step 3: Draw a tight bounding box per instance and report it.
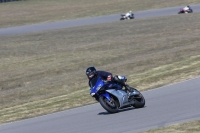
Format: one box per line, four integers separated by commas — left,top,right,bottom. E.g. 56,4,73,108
0,4,200,133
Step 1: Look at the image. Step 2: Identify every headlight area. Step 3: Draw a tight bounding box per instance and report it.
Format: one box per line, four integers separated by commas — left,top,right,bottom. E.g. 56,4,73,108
90,92,95,96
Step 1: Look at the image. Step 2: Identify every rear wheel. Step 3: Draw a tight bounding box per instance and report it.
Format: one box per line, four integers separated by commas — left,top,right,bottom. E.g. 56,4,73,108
178,11,184,14
99,96,118,113
132,90,145,108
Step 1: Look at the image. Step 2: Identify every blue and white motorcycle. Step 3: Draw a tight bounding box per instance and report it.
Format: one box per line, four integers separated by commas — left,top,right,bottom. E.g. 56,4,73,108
90,76,145,113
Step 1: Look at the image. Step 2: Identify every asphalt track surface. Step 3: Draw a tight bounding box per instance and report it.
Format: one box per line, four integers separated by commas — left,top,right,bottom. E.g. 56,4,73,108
0,4,200,133
0,4,200,36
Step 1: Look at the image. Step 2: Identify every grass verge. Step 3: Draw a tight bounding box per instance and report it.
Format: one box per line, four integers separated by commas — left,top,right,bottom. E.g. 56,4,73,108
140,120,200,133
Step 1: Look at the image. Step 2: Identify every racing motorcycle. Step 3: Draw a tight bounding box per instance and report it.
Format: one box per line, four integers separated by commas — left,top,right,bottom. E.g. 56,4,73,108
178,8,193,14
120,14,134,20
90,76,145,113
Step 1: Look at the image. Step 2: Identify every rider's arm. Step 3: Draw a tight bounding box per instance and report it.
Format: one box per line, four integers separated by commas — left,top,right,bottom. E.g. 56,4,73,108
96,71,112,81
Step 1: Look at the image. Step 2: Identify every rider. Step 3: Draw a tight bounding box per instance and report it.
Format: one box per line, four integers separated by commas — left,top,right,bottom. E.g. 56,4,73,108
183,5,191,13
125,11,134,19
86,66,133,92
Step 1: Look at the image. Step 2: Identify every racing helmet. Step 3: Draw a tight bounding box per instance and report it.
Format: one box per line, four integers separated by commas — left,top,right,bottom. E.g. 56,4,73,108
86,66,96,79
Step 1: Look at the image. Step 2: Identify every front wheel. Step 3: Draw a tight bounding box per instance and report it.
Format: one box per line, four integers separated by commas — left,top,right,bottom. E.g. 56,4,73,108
99,96,118,113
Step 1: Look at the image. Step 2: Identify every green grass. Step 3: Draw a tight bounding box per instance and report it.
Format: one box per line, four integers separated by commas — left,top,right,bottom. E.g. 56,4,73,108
0,0,200,27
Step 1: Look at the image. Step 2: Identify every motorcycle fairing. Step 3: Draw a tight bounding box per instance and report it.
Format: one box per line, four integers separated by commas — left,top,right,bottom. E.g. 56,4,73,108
106,89,129,107
90,77,104,95
100,93,111,101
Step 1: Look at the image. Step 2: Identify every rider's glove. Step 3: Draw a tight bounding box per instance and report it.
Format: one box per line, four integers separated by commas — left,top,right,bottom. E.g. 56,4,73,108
107,75,112,81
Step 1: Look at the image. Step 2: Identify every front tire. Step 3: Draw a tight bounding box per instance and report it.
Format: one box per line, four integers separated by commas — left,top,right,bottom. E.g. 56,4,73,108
99,96,118,113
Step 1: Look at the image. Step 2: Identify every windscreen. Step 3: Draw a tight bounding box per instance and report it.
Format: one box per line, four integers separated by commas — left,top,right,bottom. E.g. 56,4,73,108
89,76,99,88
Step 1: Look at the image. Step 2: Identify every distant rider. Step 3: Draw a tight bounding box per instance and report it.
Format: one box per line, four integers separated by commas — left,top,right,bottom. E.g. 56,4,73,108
125,11,134,19
86,66,133,92
183,5,191,13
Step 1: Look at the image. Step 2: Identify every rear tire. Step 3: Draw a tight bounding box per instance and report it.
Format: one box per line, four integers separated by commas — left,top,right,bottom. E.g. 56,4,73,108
132,91,145,108
178,11,184,14
99,96,118,113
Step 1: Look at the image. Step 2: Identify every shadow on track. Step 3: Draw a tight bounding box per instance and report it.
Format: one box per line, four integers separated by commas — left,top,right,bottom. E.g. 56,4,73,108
98,106,147,115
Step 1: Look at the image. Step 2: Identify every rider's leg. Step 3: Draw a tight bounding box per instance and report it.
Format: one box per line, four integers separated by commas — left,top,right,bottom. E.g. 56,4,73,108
112,75,134,92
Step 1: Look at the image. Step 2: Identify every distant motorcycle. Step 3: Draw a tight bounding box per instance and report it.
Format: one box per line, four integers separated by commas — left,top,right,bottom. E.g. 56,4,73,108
178,8,193,14
120,13,134,20
90,76,145,113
